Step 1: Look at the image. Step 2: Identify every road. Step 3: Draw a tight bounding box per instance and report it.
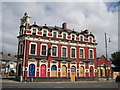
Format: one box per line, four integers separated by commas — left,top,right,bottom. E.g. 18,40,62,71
1,79,120,88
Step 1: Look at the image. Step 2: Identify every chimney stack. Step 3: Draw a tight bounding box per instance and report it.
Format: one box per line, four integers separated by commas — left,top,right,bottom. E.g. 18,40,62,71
62,23,67,29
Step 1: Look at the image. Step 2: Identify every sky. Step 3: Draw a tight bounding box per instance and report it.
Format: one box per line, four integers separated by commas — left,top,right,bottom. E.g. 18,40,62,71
1,0,119,59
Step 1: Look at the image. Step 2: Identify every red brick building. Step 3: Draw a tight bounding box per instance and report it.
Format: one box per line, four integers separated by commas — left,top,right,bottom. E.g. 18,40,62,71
16,13,112,82
96,55,113,78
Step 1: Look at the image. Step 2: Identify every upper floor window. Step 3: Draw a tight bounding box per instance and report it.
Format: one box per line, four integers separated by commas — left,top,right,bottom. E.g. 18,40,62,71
72,35,75,40
43,30,47,36
89,49,93,59
53,32,57,38
62,47,67,57
80,36,84,41
30,44,36,55
71,48,76,58
80,48,84,58
32,29,36,35
41,45,47,56
63,33,67,39
20,28,24,35
52,46,57,56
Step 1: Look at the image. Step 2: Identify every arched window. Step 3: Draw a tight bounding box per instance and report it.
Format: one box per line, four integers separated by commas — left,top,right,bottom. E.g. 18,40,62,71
43,30,47,36
80,36,84,41
89,49,93,59
29,64,35,76
89,37,93,42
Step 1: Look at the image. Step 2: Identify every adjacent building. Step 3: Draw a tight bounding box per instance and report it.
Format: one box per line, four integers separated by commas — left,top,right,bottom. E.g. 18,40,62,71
16,13,112,82
0,52,17,78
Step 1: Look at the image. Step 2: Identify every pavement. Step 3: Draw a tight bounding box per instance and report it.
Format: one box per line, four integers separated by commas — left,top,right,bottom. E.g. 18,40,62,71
1,79,120,88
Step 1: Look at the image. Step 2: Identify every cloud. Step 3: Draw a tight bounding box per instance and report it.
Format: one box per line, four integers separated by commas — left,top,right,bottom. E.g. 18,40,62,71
2,2,118,58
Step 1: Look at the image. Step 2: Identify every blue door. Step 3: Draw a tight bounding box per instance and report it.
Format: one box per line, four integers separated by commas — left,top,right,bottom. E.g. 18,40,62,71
29,64,35,76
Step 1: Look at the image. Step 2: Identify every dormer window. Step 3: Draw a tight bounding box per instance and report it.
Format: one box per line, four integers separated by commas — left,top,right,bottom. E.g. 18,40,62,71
63,33,66,39
80,36,84,41
43,30,47,36
32,29,36,35
89,37,93,42
53,32,57,38
72,35,75,40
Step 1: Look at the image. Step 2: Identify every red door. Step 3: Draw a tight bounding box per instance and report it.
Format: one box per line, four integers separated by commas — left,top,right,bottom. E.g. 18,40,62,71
90,66,94,77
40,65,46,77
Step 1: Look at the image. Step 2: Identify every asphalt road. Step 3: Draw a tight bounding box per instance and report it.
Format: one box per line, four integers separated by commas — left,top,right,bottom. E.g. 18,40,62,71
1,79,120,88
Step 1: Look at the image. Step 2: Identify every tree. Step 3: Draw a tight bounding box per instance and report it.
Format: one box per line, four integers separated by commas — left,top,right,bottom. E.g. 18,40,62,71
111,51,120,71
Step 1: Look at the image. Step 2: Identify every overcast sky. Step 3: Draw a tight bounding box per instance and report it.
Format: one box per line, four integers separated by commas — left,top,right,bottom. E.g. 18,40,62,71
1,0,119,59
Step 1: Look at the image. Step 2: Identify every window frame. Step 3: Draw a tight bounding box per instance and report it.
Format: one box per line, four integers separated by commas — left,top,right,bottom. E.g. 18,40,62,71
51,45,58,57
42,29,48,37
79,35,84,41
62,32,68,39
79,48,85,59
52,31,58,38
71,34,76,40
61,46,67,58
29,42,37,55
70,47,76,58
89,49,94,59
41,44,48,56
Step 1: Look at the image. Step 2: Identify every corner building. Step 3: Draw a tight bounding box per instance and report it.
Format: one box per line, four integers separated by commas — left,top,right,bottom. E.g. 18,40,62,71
16,13,98,81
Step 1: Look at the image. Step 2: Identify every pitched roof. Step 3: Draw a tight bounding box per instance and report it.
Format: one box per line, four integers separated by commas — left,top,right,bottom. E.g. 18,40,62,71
0,53,17,61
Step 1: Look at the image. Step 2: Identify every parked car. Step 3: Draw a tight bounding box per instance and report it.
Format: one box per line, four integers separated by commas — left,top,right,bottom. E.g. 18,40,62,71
115,76,120,82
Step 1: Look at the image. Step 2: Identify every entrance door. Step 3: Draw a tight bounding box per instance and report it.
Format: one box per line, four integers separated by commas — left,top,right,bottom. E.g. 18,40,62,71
80,66,84,77
40,65,46,77
90,66,94,77
62,65,67,77
51,65,57,77
71,66,76,81
29,64,35,76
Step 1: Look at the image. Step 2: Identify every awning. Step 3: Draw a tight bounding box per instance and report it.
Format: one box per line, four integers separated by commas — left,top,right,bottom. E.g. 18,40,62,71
28,56,47,60
82,60,93,63
55,58,74,61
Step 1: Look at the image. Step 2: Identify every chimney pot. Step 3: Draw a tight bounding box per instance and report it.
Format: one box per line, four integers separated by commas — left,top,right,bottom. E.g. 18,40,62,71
62,23,67,29
8,54,11,56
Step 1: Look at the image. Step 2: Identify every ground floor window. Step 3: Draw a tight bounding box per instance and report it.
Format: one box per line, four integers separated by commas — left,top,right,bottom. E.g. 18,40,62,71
80,66,84,77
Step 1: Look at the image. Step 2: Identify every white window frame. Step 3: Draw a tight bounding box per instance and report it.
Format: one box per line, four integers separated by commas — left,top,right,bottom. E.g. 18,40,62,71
62,32,68,39
42,29,48,37
79,48,85,59
79,35,84,41
88,36,93,43
70,47,76,58
89,49,94,59
51,45,58,57
52,31,58,38
41,43,48,56
61,46,68,58
71,34,76,40
29,42,37,55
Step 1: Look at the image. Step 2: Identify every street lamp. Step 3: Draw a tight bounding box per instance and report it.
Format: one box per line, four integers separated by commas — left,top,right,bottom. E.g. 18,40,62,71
105,33,111,81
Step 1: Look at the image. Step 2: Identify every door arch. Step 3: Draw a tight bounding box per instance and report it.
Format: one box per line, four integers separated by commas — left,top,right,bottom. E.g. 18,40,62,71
80,66,84,77
90,66,94,77
51,65,57,77
29,64,35,76
62,65,67,77
40,64,46,77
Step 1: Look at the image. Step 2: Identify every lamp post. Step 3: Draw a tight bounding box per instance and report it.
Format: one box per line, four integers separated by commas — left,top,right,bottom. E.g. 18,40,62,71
105,33,111,81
